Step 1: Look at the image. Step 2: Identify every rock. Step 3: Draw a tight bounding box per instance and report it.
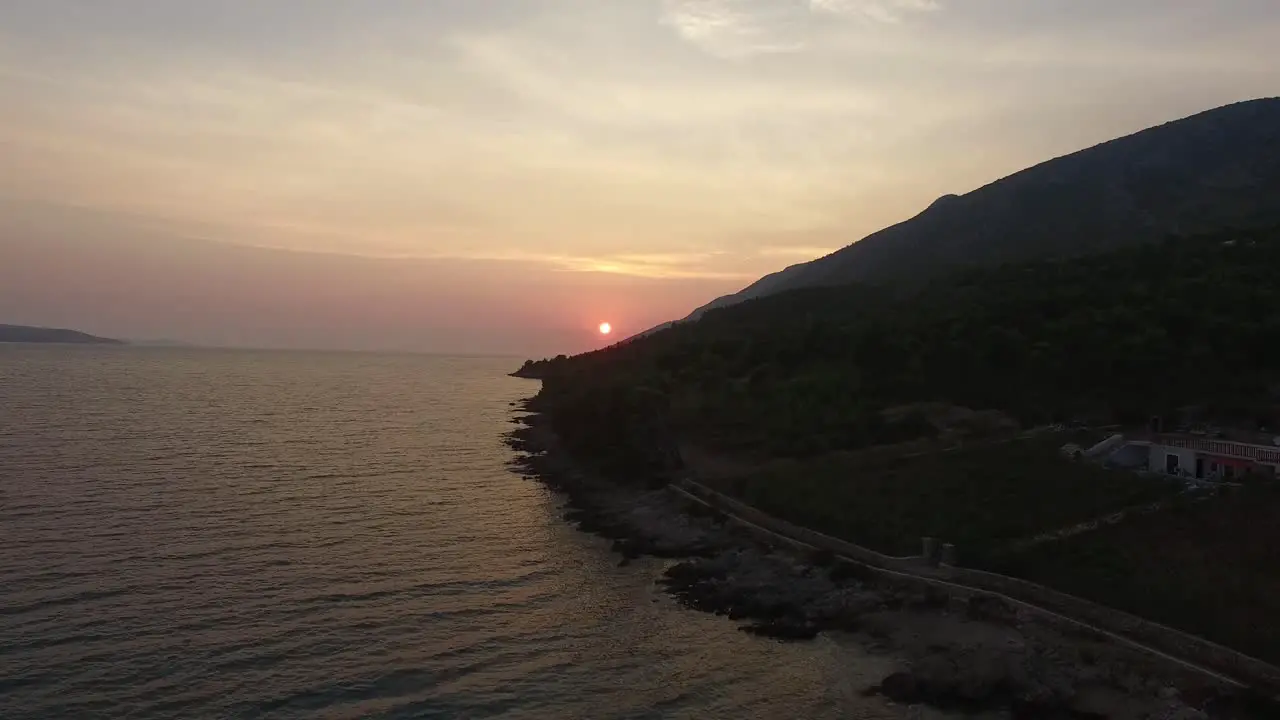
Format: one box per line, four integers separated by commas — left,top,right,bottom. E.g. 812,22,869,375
1010,697,1072,720
742,616,820,641
904,705,951,720
953,653,1012,702
911,653,959,694
909,649,1015,704
878,671,923,704
1038,670,1077,704
662,560,704,586
511,411,1244,720
905,589,951,611
1012,681,1058,718
966,594,1015,623
1203,688,1280,719
1069,685,1129,719
1154,707,1208,720
872,645,1088,717
829,559,875,583
799,587,882,626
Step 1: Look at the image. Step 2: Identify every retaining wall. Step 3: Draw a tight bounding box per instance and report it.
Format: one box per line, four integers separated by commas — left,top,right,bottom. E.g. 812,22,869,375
672,477,922,571
670,477,1280,695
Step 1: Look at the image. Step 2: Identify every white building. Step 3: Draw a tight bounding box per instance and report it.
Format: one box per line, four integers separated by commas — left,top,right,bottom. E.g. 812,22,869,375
1118,433,1280,480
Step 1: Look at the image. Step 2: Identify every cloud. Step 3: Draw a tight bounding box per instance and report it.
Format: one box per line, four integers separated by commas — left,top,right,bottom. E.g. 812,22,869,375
660,0,806,59
401,248,753,280
662,0,942,58
809,0,941,23
551,251,754,279
4,0,1276,296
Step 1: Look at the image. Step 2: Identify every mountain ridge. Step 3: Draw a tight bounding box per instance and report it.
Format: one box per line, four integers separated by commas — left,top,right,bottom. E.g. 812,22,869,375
673,97,1280,324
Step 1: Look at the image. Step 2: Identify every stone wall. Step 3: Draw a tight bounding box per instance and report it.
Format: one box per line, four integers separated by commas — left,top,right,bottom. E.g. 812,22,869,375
671,478,921,570
944,566,1280,695
670,477,1280,695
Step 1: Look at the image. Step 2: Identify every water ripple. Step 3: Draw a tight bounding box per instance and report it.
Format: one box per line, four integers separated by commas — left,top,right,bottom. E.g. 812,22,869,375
0,346,896,720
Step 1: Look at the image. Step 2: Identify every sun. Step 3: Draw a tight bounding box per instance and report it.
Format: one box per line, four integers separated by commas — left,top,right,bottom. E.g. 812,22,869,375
598,322,613,335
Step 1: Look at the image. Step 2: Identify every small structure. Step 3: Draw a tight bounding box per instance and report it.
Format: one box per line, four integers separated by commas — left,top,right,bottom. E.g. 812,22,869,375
1107,431,1280,481
921,537,940,566
1104,441,1153,471
1084,433,1126,459
940,543,958,567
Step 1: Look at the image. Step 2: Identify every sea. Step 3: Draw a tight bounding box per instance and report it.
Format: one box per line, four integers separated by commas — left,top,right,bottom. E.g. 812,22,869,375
0,345,901,719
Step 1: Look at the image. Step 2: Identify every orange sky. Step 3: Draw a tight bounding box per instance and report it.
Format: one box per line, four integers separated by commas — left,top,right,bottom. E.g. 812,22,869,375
2,1,1278,354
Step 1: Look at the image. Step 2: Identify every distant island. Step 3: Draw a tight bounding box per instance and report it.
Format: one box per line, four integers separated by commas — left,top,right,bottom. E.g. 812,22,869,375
0,324,125,345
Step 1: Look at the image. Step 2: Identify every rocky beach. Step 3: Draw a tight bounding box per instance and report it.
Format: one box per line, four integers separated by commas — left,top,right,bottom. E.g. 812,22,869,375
508,403,1276,719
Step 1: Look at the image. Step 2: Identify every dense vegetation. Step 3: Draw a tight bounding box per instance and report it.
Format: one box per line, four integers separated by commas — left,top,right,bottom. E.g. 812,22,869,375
518,224,1280,666
999,485,1280,665
705,434,1180,559
532,226,1280,465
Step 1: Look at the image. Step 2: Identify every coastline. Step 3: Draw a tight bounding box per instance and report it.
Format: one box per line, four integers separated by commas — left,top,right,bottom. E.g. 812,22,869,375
506,401,1269,719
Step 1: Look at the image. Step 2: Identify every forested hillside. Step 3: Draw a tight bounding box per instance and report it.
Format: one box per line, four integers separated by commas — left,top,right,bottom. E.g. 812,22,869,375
528,226,1280,469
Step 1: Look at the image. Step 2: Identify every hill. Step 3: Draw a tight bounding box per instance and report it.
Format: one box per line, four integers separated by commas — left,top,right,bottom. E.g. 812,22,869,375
677,98,1280,323
526,225,1280,472
0,324,125,345
518,223,1280,674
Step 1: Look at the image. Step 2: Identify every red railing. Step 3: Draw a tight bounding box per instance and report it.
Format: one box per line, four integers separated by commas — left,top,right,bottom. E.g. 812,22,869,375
1162,436,1280,464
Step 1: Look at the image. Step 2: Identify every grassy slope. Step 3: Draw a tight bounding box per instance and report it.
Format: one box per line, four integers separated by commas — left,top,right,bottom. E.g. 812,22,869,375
704,434,1180,558
1000,486,1280,665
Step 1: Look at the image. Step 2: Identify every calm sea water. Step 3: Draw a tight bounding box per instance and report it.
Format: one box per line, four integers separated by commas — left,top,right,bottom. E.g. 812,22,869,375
0,346,899,719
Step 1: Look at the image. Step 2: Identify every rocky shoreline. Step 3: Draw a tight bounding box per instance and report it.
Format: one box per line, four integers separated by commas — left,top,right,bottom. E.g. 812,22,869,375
507,403,1272,719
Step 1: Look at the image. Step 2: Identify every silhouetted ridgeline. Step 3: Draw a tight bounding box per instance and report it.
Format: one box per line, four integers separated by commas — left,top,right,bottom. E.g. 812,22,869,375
513,225,1280,669
510,356,566,379
508,99,1280,682
520,226,1280,463
677,98,1280,322
0,325,124,345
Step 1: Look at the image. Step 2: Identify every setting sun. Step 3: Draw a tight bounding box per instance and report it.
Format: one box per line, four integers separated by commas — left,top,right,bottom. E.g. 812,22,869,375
598,322,612,335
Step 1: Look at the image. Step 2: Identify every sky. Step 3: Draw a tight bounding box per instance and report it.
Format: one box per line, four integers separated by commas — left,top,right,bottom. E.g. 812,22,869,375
1,1,1277,355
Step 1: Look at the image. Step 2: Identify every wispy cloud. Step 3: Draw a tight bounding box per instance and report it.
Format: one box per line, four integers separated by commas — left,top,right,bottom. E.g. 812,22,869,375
809,0,941,24
185,235,754,281
662,0,942,58
660,0,805,59
550,252,753,279
416,249,753,280
4,0,1278,308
